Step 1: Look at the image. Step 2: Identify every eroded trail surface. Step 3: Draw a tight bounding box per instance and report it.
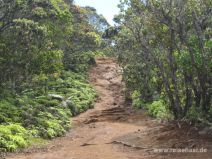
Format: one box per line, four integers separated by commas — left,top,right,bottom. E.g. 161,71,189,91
7,58,212,159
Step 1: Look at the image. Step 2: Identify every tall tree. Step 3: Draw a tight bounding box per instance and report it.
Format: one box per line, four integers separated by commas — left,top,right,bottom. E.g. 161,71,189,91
114,0,212,119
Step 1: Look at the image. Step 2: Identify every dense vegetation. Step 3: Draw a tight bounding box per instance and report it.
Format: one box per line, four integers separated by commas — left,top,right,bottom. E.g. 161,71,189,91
0,0,108,152
110,0,211,121
0,0,211,154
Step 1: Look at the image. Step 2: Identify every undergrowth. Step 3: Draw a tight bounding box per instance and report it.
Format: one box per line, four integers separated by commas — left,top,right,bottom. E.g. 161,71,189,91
0,71,97,152
131,90,173,120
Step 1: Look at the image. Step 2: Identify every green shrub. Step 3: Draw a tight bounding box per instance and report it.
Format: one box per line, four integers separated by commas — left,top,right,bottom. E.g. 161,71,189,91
52,71,97,115
36,98,60,107
0,124,29,152
94,51,105,57
71,51,96,72
21,104,71,139
131,93,173,120
0,100,21,123
0,70,96,151
147,100,172,119
37,118,66,139
131,91,145,109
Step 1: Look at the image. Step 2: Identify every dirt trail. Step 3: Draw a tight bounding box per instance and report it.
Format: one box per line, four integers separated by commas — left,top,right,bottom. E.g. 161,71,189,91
6,58,212,159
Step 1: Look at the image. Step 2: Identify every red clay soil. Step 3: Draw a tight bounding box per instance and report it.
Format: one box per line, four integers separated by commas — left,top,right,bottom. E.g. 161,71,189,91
5,57,212,159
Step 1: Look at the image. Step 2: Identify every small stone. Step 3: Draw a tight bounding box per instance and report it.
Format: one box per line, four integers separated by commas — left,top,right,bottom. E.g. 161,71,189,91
61,101,66,107
48,94,64,101
60,101,68,107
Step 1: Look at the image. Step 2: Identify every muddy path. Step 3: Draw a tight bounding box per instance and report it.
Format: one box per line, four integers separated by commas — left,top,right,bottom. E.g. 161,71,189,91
6,57,212,159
